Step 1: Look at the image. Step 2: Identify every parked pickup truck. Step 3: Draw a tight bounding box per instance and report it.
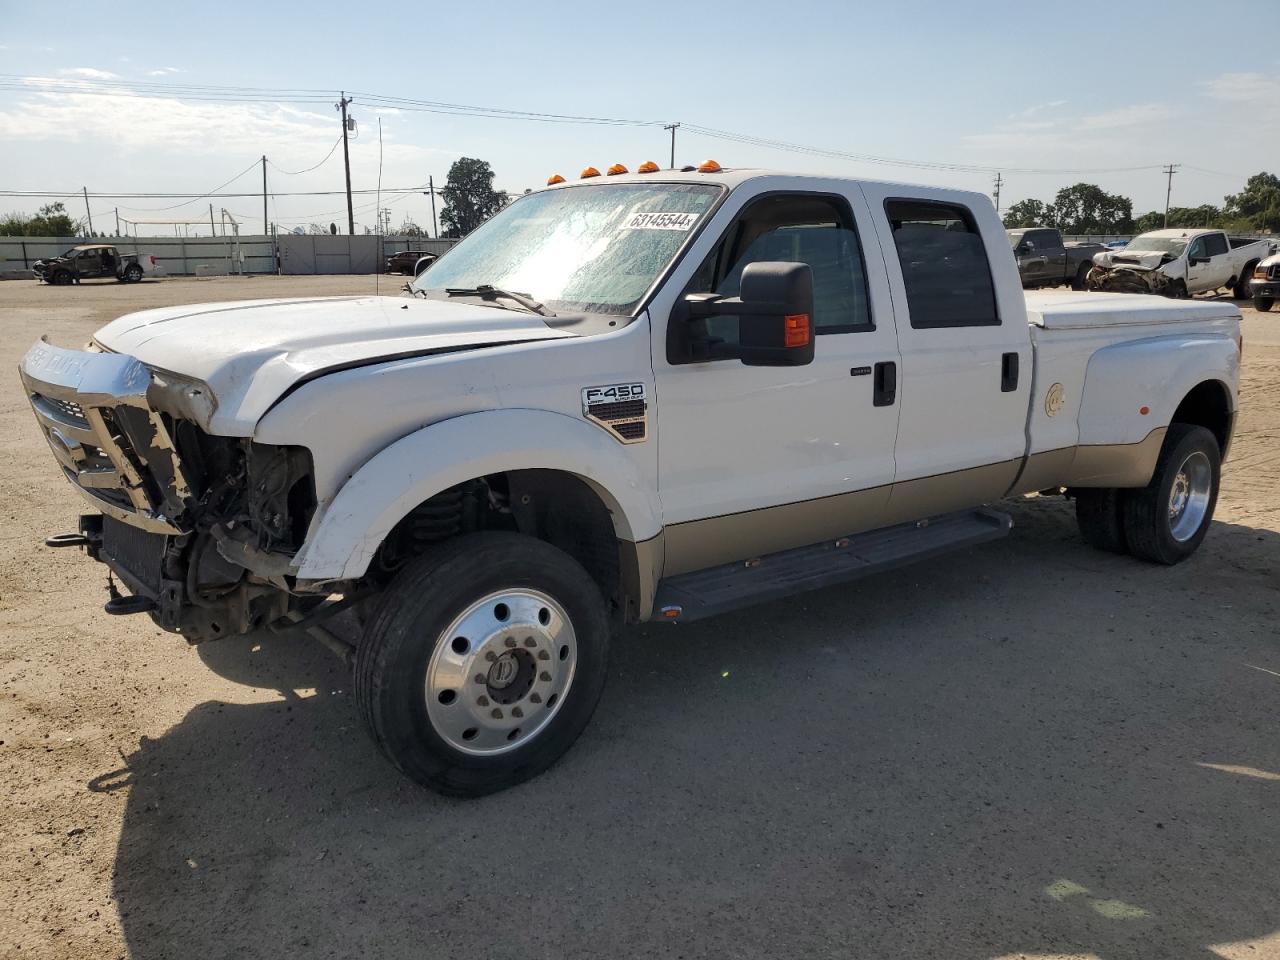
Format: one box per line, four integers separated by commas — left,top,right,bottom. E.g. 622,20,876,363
32,244,156,285
19,167,1241,796
1089,228,1268,299
1249,252,1280,312
1008,227,1105,290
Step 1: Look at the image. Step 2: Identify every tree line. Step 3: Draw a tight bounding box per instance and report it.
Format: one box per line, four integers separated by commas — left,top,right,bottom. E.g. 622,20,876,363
1003,172,1280,236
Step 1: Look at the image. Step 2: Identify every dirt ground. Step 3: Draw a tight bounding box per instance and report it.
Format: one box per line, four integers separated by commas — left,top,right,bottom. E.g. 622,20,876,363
1,274,1278,960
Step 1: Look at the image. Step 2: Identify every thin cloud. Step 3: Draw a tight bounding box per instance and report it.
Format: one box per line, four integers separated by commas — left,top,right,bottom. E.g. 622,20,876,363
1203,72,1280,103
1010,99,1067,120
59,67,119,80
146,67,183,76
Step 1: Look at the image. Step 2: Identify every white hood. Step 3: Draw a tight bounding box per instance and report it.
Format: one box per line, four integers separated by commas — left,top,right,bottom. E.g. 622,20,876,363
94,295,575,435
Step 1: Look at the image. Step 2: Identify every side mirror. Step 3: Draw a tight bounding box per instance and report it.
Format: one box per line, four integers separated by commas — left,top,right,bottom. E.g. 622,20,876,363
681,261,815,367
1190,256,1208,266
1022,241,1035,253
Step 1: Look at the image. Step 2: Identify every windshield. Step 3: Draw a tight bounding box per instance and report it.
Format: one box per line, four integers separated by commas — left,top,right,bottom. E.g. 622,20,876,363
412,182,724,315
1124,234,1187,255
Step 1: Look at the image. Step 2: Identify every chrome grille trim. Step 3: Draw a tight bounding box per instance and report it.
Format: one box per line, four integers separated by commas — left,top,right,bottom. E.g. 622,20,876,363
19,338,187,535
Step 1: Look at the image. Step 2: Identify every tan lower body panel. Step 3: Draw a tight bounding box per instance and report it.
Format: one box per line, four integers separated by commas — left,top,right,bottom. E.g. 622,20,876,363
652,432,1166,605
618,532,664,622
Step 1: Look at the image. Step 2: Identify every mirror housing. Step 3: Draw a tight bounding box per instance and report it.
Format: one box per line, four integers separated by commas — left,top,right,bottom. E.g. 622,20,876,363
680,261,815,367
1189,256,1209,266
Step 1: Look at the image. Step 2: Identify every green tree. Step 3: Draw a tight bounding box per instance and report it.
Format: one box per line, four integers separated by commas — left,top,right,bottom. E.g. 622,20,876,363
1050,183,1134,234
1002,199,1050,229
1223,172,1280,232
440,157,504,238
0,202,77,237
1165,204,1223,228
1133,210,1164,233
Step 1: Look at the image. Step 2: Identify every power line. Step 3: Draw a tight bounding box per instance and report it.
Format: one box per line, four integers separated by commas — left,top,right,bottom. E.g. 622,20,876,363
268,135,343,175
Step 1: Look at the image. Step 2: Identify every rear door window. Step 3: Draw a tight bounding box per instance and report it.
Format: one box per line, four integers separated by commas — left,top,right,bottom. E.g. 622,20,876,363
1203,233,1229,257
885,199,999,329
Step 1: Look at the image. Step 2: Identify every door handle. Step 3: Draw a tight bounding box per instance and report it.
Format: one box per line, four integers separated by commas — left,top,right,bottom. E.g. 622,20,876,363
1001,352,1019,392
873,361,896,407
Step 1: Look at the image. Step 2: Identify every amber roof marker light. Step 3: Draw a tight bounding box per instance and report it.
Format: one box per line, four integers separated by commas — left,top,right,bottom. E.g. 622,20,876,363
697,159,723,173
606,163,628,176
546,174,566,186
580,166,601,179
637,161,660,174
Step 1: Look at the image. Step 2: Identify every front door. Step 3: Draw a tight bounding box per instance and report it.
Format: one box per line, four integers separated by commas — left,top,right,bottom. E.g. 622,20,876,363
652,185,902,574
859,186,1032,522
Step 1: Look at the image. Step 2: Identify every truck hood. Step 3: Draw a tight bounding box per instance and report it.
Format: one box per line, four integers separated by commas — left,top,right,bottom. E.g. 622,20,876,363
1093,249,1168,270
93,295,577,435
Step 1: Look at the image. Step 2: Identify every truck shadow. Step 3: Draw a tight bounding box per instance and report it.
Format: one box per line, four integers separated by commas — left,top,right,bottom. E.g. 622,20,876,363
102,498,1280,960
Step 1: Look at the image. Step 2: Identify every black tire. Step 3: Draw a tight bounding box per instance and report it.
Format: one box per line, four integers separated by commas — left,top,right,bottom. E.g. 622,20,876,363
354,532,610,797
1075,488,1128,554
124,264,143,282
1255,296,1274,312
51,270,72,286
1234,263,1258,301
1166,280,1188,299
1071,262,1091,291
1121,424,1220,565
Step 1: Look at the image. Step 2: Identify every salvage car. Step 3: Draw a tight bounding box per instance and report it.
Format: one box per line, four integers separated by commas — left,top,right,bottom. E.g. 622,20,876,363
20,165,1241,796
385,250,436,275
1008,227,1105,290
32,244,155,285
1250,252,1280,311
1089,229,1268,299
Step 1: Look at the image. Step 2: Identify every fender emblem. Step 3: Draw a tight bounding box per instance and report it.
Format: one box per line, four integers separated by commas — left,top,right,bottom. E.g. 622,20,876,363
1045,383,1065,417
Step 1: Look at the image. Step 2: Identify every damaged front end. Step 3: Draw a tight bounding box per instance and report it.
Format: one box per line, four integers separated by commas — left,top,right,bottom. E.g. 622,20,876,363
19,339,316,642
1087,251,1177,296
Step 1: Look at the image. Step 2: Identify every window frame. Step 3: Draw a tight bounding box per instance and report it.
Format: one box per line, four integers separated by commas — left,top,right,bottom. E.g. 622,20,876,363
883,196,1002,330
686,189,876,338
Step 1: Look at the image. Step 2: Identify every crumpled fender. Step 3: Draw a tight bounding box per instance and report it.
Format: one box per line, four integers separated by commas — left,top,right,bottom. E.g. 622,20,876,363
292,408,662,581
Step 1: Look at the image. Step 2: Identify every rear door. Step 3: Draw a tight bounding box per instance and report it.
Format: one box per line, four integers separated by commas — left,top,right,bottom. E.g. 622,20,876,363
859,186,1032,521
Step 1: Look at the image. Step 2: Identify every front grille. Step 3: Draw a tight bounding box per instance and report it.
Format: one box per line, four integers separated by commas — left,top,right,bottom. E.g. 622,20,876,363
36,394,87,424
1270,263,1280,281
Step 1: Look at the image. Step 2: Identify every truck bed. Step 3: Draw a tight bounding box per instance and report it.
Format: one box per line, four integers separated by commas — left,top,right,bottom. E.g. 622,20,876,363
1024,290,1239,330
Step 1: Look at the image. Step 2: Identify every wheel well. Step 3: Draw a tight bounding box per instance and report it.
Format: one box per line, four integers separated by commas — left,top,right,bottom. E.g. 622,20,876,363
368,469,622,610
1172,380,1233,457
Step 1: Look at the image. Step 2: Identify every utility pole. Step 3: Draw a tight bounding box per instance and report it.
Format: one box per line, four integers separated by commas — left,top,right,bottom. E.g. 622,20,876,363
1162,163,1179,228
209,203,216,235
426,176,438,239
82,187,94,236
113,207,120,236
664,123,680,169
336,92,355,235
262,155,269,236
992,172,1003,214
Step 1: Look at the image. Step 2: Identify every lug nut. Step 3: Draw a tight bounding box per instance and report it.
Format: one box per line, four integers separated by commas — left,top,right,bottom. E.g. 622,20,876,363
529,692,542,703
537,650,550,661
485,651,497,662
539,671,551,682
477,695,489,707
523,636,536,648
504,637,517,648
474,673,486,684
511,707,523,718
491,708,504,720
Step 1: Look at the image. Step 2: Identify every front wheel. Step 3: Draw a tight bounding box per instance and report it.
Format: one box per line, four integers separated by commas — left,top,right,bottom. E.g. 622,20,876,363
123,264,143,282
1255,296,1274,312
1166,280,1189,299
1071,262,1091,291
51,270,72,285
1121,424,1220,564
354,532,610,797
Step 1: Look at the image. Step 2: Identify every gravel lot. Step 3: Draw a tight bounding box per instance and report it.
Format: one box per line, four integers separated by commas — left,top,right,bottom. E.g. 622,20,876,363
2,275,1278,960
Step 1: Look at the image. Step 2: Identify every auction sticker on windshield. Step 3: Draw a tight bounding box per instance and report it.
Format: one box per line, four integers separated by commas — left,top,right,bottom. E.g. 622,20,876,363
622,212,698,231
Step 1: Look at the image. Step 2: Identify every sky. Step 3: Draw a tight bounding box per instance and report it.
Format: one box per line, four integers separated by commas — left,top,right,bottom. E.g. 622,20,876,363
1,0,1277,236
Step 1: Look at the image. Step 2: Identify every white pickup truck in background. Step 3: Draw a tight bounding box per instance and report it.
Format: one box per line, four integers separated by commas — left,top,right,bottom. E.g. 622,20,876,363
1089,228,1268,299
19,166,1241,795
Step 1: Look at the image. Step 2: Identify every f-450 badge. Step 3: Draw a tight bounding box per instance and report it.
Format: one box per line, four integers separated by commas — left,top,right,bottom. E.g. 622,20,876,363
581,383,648,444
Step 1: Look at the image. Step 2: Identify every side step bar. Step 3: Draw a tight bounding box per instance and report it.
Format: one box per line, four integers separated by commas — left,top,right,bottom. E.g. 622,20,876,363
651,507,1012,623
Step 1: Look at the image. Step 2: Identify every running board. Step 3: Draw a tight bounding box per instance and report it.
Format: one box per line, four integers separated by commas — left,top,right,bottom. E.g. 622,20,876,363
651,507,1012,623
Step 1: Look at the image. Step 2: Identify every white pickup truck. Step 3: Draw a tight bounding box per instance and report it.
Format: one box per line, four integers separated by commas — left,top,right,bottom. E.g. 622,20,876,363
19,166,1241,796
1089,227,1268,299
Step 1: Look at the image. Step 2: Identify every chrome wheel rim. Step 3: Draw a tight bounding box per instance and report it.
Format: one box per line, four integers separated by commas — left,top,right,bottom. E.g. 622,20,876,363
1168,450,1212,542
425,588,576,756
